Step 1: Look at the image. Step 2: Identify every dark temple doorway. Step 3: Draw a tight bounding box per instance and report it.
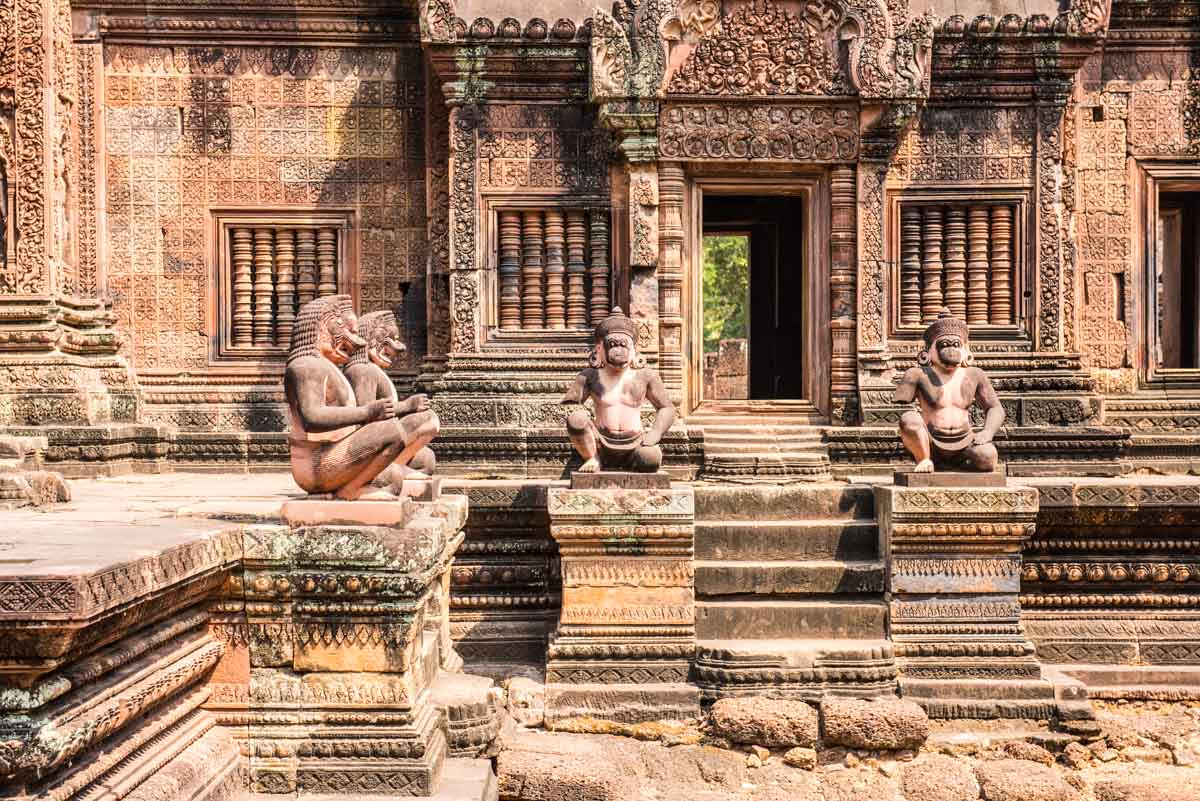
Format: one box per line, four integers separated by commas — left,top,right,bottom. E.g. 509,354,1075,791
702,195,805,400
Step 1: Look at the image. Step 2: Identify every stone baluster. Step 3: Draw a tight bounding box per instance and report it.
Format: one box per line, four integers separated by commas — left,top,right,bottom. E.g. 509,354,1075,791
296,229,317,306
317,227,337,297
565,211,589,329
253,227,275,345
231,227,253,346
900,206,922,326
588,210,610,324
829,165,857,423
990,205,1014,325
275,229,296,346
921,206,944,324
544,211,566,329
498,211,522,330
521,211,545,329
943,207,967,320
966,206,991,325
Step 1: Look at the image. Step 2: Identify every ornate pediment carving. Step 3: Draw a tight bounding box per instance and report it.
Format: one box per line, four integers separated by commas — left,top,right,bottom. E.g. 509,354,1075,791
666,0,853,96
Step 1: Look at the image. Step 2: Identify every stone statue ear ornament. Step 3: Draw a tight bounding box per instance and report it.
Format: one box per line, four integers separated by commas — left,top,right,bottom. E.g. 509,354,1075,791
917,348,931,366
588,344,606,369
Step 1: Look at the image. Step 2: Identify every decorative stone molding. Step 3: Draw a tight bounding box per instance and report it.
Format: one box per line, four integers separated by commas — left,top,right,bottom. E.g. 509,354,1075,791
659,104,859,161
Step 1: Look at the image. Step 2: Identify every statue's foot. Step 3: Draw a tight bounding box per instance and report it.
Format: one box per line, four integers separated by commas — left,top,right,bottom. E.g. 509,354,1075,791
914,459,934,473
357,488,398,501
335,485,395,501
578,458,600,473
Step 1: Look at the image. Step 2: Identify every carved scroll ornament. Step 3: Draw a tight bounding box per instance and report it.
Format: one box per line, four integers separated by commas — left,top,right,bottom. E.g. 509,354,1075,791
659,104,859,161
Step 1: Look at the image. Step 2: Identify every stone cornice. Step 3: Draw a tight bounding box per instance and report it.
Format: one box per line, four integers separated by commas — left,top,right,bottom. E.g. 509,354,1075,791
95,14,419,41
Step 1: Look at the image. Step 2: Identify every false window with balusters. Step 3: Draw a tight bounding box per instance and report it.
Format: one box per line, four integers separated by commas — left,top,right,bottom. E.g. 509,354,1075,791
213,212,355,360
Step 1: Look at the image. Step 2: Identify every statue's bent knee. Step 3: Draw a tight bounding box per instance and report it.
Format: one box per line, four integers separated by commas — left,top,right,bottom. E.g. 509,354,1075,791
900,410,925,433
566,409,590,434
407,409,440,441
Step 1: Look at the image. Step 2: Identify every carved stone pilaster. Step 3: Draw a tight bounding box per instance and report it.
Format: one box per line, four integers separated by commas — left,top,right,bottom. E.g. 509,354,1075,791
1034,84,1070,353
830,164,858,425
657,163,685,403
856,103,921,425
446,104,480,355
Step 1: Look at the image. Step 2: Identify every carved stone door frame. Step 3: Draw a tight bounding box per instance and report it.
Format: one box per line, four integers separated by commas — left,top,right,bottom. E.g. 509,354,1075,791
684,169,831,419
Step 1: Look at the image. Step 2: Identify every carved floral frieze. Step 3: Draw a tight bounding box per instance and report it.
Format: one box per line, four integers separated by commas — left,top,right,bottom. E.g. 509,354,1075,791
659,103,858,161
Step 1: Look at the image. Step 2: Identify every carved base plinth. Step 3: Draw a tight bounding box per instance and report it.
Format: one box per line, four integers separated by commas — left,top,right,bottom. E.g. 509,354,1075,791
545,481,700,723
876,484,1064,719
219,495,474,795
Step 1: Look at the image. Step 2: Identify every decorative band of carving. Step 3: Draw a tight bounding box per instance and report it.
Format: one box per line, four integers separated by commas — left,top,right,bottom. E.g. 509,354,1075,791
560,604,694,625
1023,561,1200,584
660,104,858,162
562,559,694,587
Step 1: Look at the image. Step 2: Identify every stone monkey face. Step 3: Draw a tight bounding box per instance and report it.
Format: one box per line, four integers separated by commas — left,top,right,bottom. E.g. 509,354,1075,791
368,321,406,369
931,335,967,368
319,309,366,366
601,333,635,369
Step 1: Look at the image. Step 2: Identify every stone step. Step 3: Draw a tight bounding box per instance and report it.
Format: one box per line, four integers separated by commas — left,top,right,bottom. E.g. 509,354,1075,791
696,520,879,561
701,429,826,441
703,441,824,454
696,637,895,667
695,483,875,521
695,559,885,596
695,599,887,640
703,456,834,482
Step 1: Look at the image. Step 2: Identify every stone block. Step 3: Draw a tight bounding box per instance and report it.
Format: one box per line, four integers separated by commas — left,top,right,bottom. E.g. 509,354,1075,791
281,497,415,528
716,338,748,375
544,683,700,726
570,470,672,490
497,748,638,800
820,697,929,750
900,754,980,801
708,697,818,748
894,470,1008,487
973,759,1081,801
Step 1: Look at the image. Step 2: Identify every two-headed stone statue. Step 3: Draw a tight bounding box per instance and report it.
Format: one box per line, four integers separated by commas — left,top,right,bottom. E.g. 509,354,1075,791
895,308,1004,473
562,307,675,473
284,295,437,500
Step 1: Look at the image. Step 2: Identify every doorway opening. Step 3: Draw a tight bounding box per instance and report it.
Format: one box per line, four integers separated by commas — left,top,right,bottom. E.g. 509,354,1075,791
702,195,805,401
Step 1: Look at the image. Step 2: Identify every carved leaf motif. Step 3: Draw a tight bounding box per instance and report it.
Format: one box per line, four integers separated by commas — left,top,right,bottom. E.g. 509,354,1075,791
667,0,849,97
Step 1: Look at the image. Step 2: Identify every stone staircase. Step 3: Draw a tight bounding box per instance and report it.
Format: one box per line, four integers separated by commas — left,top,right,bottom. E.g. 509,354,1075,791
687,411,832,481
692,483,898,701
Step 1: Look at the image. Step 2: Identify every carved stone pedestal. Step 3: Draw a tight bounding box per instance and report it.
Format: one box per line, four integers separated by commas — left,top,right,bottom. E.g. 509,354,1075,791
545,473,700,725
877,481,1060,719
239,495,475,796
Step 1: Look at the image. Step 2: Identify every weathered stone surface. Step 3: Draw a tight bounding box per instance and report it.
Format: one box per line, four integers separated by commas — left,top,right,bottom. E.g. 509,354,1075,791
820,769,904,801
708,697,818,748
820,697,929,750
901,754,981,801
497,749,637,800
1089,765,1200,801
783,746,817,770
507,677,546,728
974,760,1082,801
999,740,1056,765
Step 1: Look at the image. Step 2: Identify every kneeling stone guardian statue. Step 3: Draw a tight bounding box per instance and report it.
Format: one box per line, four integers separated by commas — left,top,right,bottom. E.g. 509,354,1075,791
562,307,675,473
895,308,1005,474
284,295,437,500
